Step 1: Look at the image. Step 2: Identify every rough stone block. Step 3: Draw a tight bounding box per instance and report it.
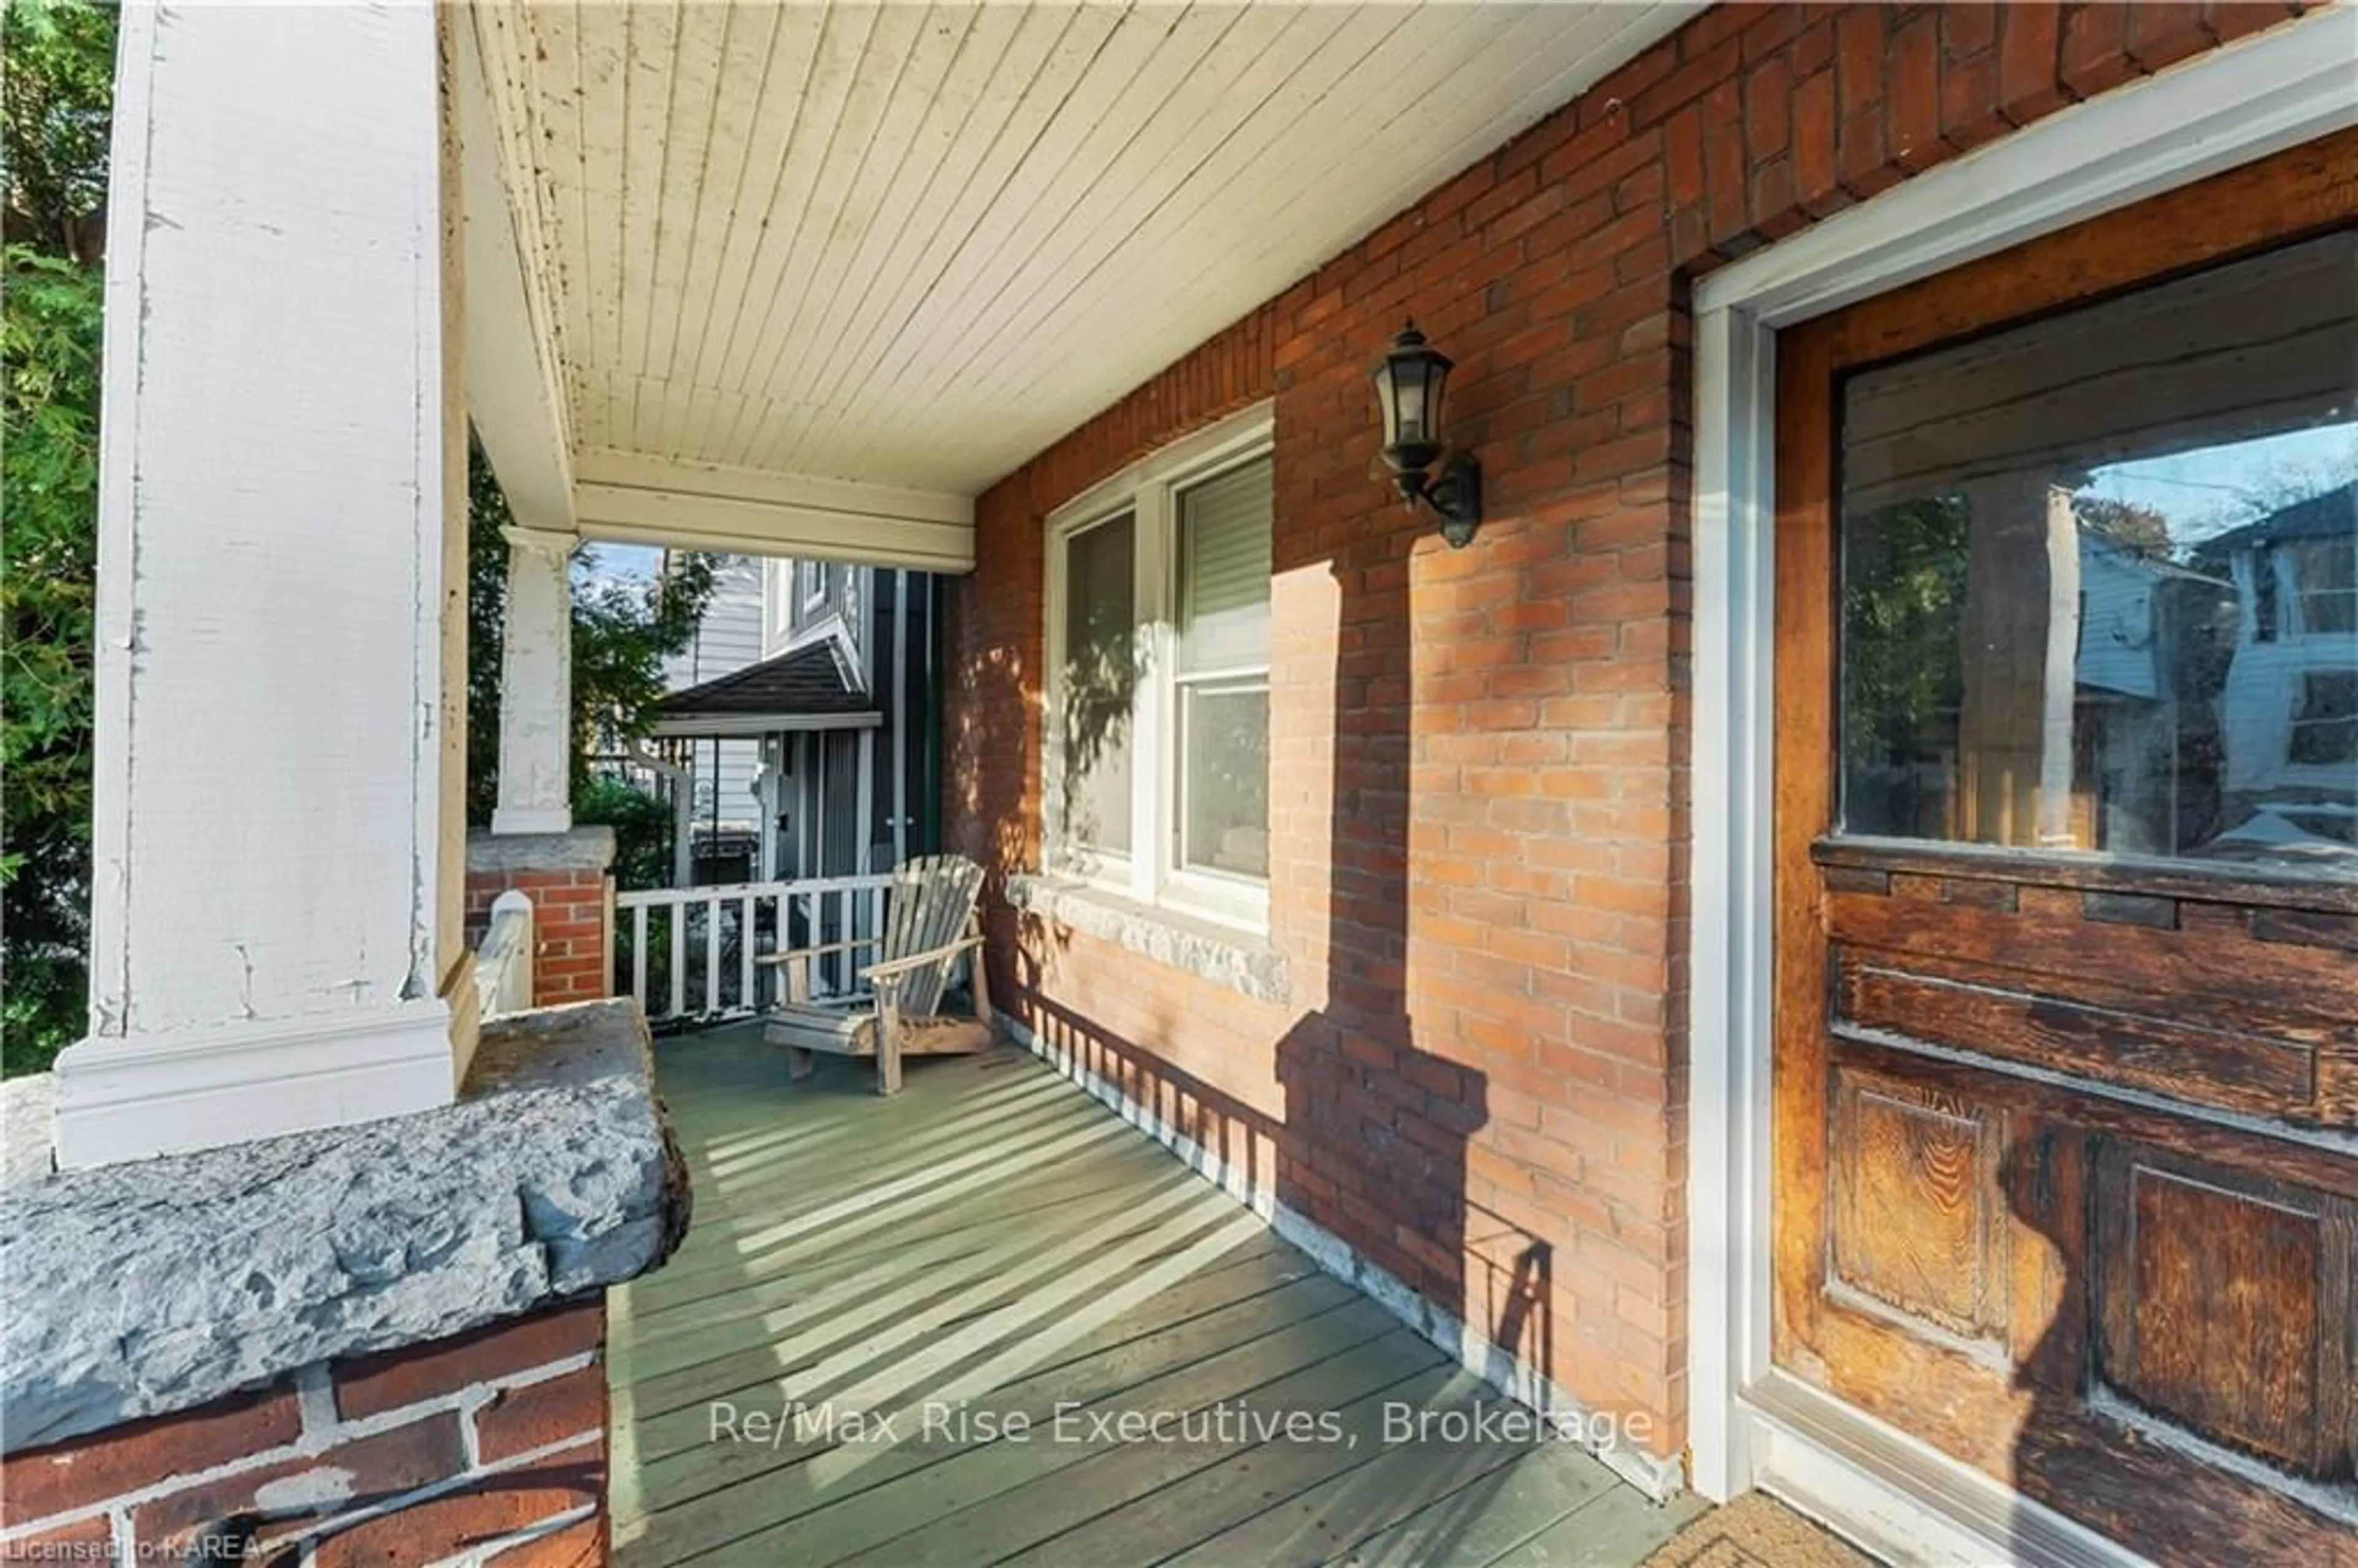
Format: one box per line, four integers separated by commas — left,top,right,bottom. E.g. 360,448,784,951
1,1002,687,1451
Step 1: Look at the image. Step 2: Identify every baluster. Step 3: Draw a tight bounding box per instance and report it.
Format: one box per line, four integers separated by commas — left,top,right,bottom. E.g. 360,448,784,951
632,904,648,1009
739,894,755,1014
703,896,721,1018
798,890,811,995
667,901,686,1021
833,886,847,996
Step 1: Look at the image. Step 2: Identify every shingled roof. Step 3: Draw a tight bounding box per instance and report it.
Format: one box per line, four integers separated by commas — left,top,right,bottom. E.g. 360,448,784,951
652,642,876,734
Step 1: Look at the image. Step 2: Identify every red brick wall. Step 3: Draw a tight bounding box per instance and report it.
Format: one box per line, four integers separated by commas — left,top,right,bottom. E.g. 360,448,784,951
944,1,2301,1463
0,1301,607,1564
464,869,612,1008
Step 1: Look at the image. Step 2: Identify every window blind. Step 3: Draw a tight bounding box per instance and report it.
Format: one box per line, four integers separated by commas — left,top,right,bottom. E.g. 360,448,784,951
1177,457,1274,675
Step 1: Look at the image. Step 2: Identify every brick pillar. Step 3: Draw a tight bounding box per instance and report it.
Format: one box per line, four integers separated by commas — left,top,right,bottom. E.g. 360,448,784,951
0,1301,608,1563
465,829,617,1008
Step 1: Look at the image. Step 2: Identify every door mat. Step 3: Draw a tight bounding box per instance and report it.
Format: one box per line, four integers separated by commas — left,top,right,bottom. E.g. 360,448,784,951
1640,1491,1882,1568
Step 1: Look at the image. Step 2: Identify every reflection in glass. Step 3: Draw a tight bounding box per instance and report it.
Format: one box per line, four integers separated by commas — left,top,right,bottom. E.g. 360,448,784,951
1060,513,1137,856
1178,685,1270,879
1839,228,2358,868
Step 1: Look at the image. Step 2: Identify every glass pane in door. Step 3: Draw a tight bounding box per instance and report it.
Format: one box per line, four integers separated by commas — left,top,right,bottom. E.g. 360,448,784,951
1837,228,2358,868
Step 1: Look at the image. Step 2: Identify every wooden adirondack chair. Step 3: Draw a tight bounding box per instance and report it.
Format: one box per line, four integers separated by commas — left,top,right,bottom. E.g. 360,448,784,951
756,853,994,1095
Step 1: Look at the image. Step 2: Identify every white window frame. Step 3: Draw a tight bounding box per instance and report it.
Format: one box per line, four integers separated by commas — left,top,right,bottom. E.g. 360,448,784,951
2280,538,2357,640
2284,664,2358,774
765,557,791,640
1043,402,1274,933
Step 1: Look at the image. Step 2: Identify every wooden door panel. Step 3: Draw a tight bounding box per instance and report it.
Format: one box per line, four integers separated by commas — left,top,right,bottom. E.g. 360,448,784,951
2092,1145,2354,1483
1827,1064,2010,1345
1797,1053,2072,1478
1773,136,2358,1566
1838,954,2319,1119
1802,1039,2358,1562
1823,861,2355,1126
1823,883,2356,1069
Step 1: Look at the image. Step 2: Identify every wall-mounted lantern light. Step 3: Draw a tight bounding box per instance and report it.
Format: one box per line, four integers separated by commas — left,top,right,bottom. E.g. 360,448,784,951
1371,320,1482,548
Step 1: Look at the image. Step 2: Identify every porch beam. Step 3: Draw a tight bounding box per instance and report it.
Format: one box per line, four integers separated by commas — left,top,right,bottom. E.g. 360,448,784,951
572,449,976,575
55,1,465,1167
456,4,575,532
490,527,577,836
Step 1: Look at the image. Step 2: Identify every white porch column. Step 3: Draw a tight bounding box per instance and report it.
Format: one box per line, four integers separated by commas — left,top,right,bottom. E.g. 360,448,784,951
491,527,577,835
54,2,465,1168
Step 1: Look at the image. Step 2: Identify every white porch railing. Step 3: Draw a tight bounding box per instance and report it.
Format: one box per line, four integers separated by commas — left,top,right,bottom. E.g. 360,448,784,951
615,873,894,1028
473,890,535,1019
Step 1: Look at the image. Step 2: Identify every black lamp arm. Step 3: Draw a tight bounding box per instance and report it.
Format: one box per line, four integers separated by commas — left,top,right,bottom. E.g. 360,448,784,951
1409,449,1481,548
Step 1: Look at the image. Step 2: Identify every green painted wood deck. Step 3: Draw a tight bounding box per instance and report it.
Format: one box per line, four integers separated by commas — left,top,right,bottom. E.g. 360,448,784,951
610,1022,1703,1568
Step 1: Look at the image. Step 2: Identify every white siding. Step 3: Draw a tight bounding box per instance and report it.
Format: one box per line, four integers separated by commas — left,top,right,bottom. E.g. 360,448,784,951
664,554,766,828
2220,544,2358,798
761,554,867,681
2076,540,2161,700
669,554,764,680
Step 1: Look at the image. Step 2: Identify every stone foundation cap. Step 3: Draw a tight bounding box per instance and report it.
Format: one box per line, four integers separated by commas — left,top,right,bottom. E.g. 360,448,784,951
0,999,688,1451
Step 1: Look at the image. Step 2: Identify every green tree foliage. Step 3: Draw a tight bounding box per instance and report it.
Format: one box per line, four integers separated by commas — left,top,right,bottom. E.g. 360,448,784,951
2,252,100,1074
3,0,111,264
464,449,516,826
2072,494,2174,561
4,0,114,1075
568,548,717,794
572,775,678,892
464,459,715,890
1840,495,1970,836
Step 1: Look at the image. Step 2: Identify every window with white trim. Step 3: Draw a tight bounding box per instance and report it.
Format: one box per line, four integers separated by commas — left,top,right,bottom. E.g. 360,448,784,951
2290,669,2357,766
2282,537,2356,637
1046,416,1273,928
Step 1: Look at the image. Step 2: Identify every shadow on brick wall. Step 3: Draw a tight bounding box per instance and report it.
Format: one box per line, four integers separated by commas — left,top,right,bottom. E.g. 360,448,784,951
961,505,1556,1397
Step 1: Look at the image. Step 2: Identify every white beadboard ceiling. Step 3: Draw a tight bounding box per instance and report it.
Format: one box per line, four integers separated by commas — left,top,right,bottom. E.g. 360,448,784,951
480,2,1694,506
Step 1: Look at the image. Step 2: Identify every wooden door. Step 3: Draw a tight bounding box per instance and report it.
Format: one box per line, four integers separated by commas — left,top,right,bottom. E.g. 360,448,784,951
1772,134,2358,1567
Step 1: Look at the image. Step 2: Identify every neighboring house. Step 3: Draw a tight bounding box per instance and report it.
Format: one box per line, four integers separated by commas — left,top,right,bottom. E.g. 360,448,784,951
653,557,941,887
1932,499,2354,863
2070,528,2239,858
2075,530,2179,703
2055,492,2358,863
654,554,765,882
2203,483,2358,854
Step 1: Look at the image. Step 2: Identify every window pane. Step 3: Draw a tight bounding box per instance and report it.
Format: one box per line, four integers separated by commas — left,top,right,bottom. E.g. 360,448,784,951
1839,228,2357,868
1177,456,1273,675
1060,514,1137,855
2287,538,2357,634
2290,672,2358,765
1177,682,1269,879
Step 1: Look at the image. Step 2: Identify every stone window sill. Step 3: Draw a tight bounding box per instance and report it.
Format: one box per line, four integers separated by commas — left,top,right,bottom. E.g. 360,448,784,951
1006,875,1289,1005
